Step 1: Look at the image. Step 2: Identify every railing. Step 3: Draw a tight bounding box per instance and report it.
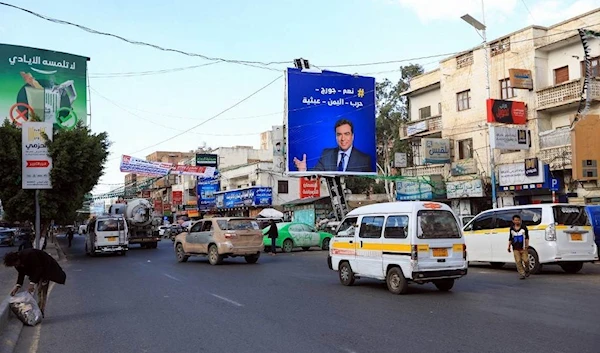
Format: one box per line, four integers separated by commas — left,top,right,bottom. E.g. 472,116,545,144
537,78,600,110
400,115,442,139
400,163,449,177
539,127,571,149
539,145,572,170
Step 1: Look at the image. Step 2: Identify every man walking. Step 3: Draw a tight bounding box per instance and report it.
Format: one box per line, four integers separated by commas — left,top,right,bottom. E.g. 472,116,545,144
508,215,530,279
3,248,67,317
67,227,74,248
267,220,279,256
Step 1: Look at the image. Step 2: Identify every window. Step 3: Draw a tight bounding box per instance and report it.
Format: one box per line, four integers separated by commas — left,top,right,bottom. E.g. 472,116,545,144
552,206,589,226
277,180,289,194
417,210,461,239
580,57,600,78
359,216,384,238
411,141,422,166
490,38,510,57
468,214,494,231
289,224,304,233
251,181,256,186
494,210,515,229
300,224,315,232
520,208,542,227
336,217,358,237
554,66,569,84
500,78,516,99
384,215,409,239
458,139,473,160
96,219,125,232
456,51,474,68
438,102,442,115
456,90,471,111
190,222,202,233
201,221,213,232
419,106,431,119
217,219,260,230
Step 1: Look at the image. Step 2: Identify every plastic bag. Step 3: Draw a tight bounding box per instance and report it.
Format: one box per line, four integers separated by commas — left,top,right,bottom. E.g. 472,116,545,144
9,291,42,326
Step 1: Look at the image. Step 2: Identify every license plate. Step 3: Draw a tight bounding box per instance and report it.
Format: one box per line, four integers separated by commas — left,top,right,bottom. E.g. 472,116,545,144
107,237,118,241
432,248,448,257
570,233,583,241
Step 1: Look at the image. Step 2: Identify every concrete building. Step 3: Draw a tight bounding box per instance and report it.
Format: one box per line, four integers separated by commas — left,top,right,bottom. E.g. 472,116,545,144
400,9,600,213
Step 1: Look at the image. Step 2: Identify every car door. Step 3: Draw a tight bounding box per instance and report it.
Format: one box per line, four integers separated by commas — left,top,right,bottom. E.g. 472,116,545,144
196,220,214,254
186,221,203,253
330,216,358,267
302,224,321,247
463,212,494,262
289,223,310,247
354,215,384,279
490,210,517,263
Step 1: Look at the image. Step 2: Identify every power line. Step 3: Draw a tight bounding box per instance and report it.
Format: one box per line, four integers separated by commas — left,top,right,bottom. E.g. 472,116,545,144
320,52,460,68
89,62,221,78
0,2,289,68
520,0,536,22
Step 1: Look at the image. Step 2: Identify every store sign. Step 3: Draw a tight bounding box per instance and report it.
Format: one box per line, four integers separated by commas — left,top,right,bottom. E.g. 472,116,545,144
394,152,408,168
153,199,163,212
451,159,477,176
21,121,53,189
214,187,272,208
421,138,451,164
490,126,530,150
299,177,320,199
498,160,544,186
446,179,484,199
172,191,183,205
486,99,527,125
509,69,533,90
407,121,427,136
195,153,218,168
524,158,539,176
396,175,446,201
197,178,220,211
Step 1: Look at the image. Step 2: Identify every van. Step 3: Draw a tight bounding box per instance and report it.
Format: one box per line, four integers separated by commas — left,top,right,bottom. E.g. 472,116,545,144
327,202,468,295
585,205,600,252
85,215,129,256
463,204,598,274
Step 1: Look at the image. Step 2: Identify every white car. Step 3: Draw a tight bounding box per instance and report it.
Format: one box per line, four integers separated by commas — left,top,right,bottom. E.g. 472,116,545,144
78,224,87,234
158,225,169,237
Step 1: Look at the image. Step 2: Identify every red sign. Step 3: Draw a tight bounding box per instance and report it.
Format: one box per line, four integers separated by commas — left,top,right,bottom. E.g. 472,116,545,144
153,199,163,212
486,99,527,125
172,191,183,205
299,177,320,199
26,160,50,168
163,203,172,211
172,165,207,174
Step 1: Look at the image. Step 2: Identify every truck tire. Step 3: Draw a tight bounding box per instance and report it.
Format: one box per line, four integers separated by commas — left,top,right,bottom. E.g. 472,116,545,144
208,244,223,265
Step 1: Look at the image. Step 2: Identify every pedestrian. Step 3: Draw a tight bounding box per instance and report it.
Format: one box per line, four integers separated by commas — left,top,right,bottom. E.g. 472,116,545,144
67,228,74,248
267,219,279,256
3,248,67,317
18,231,33,252
508,215,530,279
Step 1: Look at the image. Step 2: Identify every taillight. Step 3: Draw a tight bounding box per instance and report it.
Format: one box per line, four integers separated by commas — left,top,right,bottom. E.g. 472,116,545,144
411,245,418,261
224,233,236,239
463,244,467,260
545,224,557,241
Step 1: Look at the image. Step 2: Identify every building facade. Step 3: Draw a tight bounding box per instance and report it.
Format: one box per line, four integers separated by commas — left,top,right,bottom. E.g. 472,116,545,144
401,9,600,213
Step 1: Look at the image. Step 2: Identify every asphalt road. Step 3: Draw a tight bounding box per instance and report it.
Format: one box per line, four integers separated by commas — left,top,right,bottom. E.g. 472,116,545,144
13,235,600,353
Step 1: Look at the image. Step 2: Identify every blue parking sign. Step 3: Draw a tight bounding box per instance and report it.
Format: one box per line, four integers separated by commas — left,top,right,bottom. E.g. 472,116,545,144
550,178,560,192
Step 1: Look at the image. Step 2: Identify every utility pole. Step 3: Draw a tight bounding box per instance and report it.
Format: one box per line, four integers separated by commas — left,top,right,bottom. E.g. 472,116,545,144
462,1,497,209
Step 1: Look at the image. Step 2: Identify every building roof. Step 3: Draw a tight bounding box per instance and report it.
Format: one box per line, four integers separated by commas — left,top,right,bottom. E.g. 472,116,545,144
283,196,330,206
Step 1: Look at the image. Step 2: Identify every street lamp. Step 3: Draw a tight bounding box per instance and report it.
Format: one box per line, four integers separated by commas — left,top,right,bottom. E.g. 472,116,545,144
461,9,497,209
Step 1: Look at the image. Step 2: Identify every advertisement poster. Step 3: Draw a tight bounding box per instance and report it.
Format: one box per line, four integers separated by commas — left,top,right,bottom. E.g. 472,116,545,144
299,177,321,199
214,187,273,209
272,125,285,173
197,178,220,211
1,44,88,129
120,155,216,178
195,154,218,168
286,68,376,175
446,180,484,199
22,121,53,189
396,176,446,201
486,99,527,125
421,138,451,164
498,160,544,186
172,190,183,205
490,126,530,150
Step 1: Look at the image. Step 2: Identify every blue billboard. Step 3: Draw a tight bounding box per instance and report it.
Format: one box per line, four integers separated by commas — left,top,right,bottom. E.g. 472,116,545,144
214,187,273,209
286,68,377,176
197,178,220,211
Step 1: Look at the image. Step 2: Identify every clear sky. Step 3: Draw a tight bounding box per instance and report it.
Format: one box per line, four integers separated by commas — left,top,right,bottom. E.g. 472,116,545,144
1,0,597,195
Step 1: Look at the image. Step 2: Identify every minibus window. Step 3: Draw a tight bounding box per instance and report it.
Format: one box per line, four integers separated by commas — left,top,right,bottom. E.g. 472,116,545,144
552,206,589,226
520,208,542,226
417,211,461,239
359,216,384,239
384,216,409,239
336,217,358,237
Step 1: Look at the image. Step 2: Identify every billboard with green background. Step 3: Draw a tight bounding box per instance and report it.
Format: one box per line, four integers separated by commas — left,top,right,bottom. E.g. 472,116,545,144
0,43,88,130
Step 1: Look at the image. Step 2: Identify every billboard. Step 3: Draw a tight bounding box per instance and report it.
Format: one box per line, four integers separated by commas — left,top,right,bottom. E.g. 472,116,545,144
421,138,451,164
22,121,53,189
195,154,218,168
214,187,273,209
498,160,545,186
120,155,216,178
489,126,530,150
286,68,376,175
1,44,88,130
197,178,220,211
486,99,527,125
396,176,446,201
509,69,533,90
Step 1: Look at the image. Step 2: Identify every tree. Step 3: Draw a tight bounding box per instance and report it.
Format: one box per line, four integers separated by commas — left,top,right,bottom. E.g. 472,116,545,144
375,64,424,201
0,119,110,232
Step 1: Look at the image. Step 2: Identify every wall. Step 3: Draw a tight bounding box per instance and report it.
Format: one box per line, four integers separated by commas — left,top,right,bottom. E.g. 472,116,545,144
214,146,272,169
409,87,441,122
544,41,598,86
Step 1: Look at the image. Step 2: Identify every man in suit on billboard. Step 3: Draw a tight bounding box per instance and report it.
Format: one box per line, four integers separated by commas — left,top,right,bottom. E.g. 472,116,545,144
293,119,373,172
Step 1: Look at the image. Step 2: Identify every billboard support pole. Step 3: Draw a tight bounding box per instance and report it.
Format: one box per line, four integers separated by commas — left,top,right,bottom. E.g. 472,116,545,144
326,177,349,221
34,190,41,249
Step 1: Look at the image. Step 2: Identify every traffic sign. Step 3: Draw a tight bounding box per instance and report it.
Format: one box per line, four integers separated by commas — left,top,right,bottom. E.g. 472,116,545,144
550,177,560,192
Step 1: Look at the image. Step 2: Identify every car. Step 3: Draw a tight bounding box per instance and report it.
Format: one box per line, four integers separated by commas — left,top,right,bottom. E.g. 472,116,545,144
158,225,169,237
78,224,87,234
262,222,333,253
0,229,16,247
174,217,264,265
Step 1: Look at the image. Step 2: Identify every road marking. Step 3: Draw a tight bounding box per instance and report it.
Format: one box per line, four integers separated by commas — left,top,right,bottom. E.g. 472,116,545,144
342,348,358,353
163,274,181,282
210,293,243,307
29,282,55,353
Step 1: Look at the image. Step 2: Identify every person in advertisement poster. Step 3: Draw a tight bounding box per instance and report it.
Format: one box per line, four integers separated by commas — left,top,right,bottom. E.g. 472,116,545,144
286,68,377,174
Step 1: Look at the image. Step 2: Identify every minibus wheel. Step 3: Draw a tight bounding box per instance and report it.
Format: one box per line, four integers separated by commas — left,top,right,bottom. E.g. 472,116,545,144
386,267,408,295
560,262,583,274
338,261,355,286
527,248,541,274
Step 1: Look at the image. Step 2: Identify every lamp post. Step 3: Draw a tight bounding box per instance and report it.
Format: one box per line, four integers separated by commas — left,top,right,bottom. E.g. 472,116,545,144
461,8,497,209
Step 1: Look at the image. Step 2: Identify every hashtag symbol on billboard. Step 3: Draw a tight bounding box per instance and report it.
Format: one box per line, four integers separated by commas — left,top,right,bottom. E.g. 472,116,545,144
357,88,364,98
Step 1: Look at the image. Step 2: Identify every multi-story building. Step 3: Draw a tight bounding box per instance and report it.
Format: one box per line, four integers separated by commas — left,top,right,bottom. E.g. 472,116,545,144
401,9,600,214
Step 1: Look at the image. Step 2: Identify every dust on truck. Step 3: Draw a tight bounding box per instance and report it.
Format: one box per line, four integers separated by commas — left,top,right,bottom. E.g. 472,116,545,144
108,198,162,249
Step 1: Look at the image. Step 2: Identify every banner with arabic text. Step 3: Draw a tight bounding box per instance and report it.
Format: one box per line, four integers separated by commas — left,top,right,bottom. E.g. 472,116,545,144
120,155,216,178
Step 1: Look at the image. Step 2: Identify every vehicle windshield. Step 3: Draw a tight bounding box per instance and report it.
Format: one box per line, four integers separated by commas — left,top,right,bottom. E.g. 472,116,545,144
97,219,125,232
217,219,259,231
417,210,461,239
553,206,589,226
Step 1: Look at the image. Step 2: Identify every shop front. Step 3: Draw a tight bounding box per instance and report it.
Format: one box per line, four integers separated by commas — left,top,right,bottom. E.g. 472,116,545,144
446,178,490,216
497,159,565,206
396,175,447,201
214,187,273,217
283,196,332,226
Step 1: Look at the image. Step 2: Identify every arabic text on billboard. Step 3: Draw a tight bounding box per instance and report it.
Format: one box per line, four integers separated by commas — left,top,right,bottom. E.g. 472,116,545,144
1,44,88,130
22,121,53,189
215,187,273,209
286,68,376,176
197,178,220,211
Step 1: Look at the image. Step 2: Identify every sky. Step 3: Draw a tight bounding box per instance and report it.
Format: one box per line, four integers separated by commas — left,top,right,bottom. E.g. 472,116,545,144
1,0,598,196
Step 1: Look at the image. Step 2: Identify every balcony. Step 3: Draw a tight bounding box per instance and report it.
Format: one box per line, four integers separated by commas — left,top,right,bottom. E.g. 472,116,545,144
539,127,572,170
400,115,442,139
536,78,600,111
401,163,450,177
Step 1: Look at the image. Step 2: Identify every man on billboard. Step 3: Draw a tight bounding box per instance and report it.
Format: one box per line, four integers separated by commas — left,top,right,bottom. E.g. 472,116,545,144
292,119,372,172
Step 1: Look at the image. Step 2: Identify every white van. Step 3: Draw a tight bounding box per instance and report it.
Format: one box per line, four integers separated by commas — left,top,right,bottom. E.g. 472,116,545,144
463,204,598,274
85,215,129,256
327,202,468,295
